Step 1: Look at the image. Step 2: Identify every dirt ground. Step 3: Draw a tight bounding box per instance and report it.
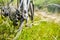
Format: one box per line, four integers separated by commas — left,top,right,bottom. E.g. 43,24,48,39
34,10,60,24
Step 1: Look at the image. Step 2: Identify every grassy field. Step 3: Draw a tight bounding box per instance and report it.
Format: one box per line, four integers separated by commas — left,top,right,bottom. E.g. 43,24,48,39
0,9,60,40
0,11,60,40
14,11,60,40
0,0,60,40
16,18,60,40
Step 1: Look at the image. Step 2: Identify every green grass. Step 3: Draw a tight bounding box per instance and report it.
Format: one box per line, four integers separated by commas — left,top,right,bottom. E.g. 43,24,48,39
0,0,60,40
16,21,60,40
0,16,18,40
0,15,60,40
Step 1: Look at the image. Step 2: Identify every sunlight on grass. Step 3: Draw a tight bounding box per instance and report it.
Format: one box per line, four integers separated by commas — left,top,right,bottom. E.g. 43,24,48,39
17,21,60,40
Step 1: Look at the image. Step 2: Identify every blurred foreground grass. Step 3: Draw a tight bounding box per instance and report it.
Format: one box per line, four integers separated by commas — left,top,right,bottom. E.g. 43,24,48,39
17,21,60,40
0,14,60,40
